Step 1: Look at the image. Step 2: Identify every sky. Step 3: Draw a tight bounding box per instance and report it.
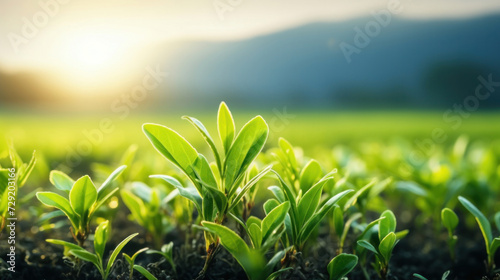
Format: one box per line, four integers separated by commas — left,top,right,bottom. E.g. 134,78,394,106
1,0,500,101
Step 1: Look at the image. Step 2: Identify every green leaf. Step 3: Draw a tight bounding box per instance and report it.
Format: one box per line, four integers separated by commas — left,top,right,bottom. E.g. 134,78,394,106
70,249,100,268
192,154,219,192
357,240,378,255
218,102,235,155
248,223,262,249
151,175,202,214
379,232,397,263
38,210,65,224
228,165,272,212
459,196,493,249
46,239,84,251
395,181,428,197
299,159,323,193
224,116,269,192
343,179,376,212
268,186,286,204
49,170,74,192
297,178,332,226
261,202,290,243
202,222,265,280
495,212,500,232
333,206,344,237
105,233,139,277
36,192,78,229
94,221,110,262
183,116,222,170
143,123,199,183
298,190,353,245
379,210,396,241
490,237,500,256
278,138,298,177
441,208,459,233
17,150,36,187
202,190,217,221
121,190,146,226
70,176,97,219
413,274,428,280
133,265,158,280
263,199,280,215
97,165,126,200
327,253,358,280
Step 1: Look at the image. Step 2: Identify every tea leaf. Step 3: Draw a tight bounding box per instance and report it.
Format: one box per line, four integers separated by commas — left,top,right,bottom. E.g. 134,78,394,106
327,253,358,280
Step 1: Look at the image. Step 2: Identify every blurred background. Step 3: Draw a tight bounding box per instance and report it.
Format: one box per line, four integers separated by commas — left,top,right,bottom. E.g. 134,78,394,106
1,0,500,170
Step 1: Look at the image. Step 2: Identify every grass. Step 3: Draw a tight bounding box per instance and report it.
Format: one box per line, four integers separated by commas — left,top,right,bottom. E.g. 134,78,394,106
2,111,500,157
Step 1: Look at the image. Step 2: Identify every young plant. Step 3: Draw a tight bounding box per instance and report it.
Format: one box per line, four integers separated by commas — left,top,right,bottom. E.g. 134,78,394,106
441,208,459,262
357,210,407,280
202,201,292,280
459,196,500,273
143,102,270,276
123,247,149,280
47,220,138,280
0,144,36,232
120,182,176,248
36,165,126,246
269,171,353,253
327,253,358,280
413,270,450,280
146,242,176,274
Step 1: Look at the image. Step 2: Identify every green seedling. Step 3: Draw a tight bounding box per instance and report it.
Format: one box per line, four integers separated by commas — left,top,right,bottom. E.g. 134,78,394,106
441,208,459,262
459,196,500,273
202,201,292,280
0,144,36,232
121,182,176,248
269,171,353,253
146,242,176,274
327,253,358,280
357,210,407,280
144,102,270,276
123,247,149,280
413,270,450,280
36,165,126,246
47,220,138,280
333,206,362,254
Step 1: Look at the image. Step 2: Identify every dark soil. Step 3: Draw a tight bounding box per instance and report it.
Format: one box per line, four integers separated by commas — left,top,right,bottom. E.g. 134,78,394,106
2,214,500,280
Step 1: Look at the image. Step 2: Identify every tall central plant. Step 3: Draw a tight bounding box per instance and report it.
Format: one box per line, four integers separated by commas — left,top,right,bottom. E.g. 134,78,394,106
143,102,270,276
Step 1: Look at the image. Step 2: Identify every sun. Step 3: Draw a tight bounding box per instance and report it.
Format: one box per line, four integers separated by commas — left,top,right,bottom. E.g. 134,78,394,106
51,28,143,98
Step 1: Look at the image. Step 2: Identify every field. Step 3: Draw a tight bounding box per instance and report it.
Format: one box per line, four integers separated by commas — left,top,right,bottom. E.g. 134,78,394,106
1,108,500,280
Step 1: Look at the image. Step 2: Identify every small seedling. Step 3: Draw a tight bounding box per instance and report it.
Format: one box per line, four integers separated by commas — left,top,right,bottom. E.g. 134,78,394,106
441,208,459,262
413,270,450,280
36,165,126,246
327,253,358,280
459,196,500,273
357,210,407,280
121,182,176,248
47,220,138,280
270,171,353,252
146,242,176,274
144,102,270,276
123,247,149,280
202,201,292,280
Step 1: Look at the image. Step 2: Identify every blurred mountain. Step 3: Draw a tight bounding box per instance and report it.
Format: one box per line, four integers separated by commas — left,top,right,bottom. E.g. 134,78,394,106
159,14,500,109
2,14,500,110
